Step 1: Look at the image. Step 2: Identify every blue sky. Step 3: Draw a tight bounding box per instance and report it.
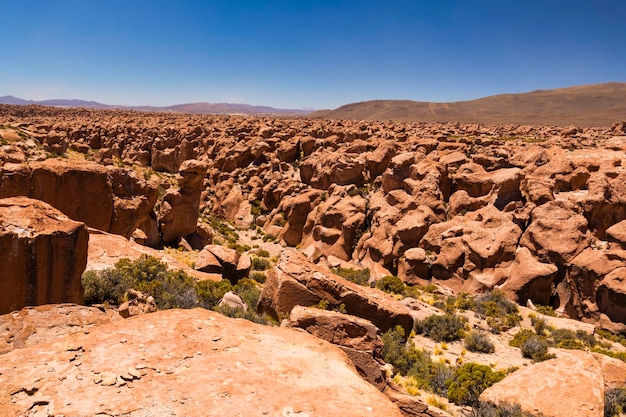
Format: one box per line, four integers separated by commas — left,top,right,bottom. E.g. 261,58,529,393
1,0,625,109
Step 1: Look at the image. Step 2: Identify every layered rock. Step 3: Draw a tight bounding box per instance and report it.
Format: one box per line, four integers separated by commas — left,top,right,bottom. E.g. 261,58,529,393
258,249,414,335
0,197,88,314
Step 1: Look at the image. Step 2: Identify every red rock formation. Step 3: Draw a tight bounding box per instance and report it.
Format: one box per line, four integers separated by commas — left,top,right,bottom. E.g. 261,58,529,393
0,197,88,314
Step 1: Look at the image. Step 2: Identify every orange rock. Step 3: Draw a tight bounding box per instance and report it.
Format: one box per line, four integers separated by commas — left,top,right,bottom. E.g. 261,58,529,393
0,197,88,314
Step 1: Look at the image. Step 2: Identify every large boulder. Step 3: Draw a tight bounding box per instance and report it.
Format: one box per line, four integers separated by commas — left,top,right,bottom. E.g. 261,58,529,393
0,308,404,417
159,159,207,243
480,350,605,417
500,246,558,306
0,197,88,314
287,305,387,390
258,249,413,336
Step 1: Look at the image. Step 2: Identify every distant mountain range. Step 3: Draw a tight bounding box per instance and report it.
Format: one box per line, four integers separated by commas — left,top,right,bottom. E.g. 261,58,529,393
311,82,626,127
0,96,314,117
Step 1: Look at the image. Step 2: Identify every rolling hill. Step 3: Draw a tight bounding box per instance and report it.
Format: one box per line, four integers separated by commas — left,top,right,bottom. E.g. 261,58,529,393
311,82,626,127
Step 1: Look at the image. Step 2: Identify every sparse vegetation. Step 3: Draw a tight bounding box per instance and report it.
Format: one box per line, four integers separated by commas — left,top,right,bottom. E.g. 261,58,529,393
469,401,539,417
464,330,495,353
415,314,467,342
83,255,273,324
251,257,271,271
331,266,370,286
605,388,626,417
447,362,506,407
375,275,406,295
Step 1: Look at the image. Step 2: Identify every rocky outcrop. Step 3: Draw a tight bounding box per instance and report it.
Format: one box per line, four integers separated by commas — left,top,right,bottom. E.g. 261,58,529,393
2,106,626,328
480,350,605,417
0,308,404,417
258,249,414,335
0,304,120,355
0,159,157,239
287,305,387,390
0,197,88,314
158,159,207,243
195,244,250,283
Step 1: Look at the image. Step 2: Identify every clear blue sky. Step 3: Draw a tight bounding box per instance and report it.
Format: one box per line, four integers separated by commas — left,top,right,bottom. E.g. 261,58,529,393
2,0,625,109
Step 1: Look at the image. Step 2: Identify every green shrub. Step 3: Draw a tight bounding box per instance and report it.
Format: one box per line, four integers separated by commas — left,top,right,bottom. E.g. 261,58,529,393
474,290,519,318
509,329,537,348
251,257,271,271
257,249,270,258
530,315,552,337
82,255,197,309
262,233,277,242
381,326,452,395
605,388,626,417
82,268,134,305
469,401,538,417
415,314,467,342
535,304,557,317
446,292,474,312
196,279,233,309
464,330,495,353
331,267,370,286
249,271,267,283
376,275,406,295
521,336,554,362
551,328,595,349
446,363,505,407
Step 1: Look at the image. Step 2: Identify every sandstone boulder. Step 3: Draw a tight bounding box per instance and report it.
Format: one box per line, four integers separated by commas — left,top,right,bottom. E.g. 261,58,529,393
480,350,605,417
288,305,387,390
258,249,413,335
500,246,558,306
0,197,88,315
0,308,404,417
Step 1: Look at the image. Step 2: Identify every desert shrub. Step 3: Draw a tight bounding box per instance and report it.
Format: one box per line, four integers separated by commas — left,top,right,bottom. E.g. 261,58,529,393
415,314,467,342
82,255,197,309
551,328,595,349
332,267,370,286
135,268,197,309
249,271,267,283
529,315,552,337
591,348,626,363
535,304,557,317
251,257,271,271
464,330,495,353
232,278,262,309
382,326,453,395
521,336,554,362
445,292,474,312
256,249,270,258
469,401,538,417
605,388,626,417
474,290,519,317
474,290,521,333
262,233,277,242
196,279,233,309
82,268,134,305
376,275,406,295
597,329,626,348
446,363,505,407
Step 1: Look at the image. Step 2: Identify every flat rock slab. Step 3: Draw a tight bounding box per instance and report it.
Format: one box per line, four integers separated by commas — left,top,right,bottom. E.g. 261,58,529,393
480,349,604,417
0,308,403,417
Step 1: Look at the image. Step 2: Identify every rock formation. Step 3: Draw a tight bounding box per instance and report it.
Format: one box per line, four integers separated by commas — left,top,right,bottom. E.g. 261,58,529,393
0,308,404,417
0,197,88,314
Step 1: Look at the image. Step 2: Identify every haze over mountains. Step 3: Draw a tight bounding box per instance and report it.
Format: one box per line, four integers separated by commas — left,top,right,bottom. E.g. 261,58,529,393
312,82,626,127
0,96,313,117
2,82,625,126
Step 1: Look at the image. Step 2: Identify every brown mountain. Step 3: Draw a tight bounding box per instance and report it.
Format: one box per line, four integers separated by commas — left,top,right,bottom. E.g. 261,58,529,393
311,82,626,127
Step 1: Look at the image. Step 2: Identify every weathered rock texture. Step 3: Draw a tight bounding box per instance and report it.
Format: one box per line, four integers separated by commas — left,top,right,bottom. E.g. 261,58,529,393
258,249,414,335
0,197,88,314
1,106,626,328
480,350,605,417
287,305,387,390
0,308,404,417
